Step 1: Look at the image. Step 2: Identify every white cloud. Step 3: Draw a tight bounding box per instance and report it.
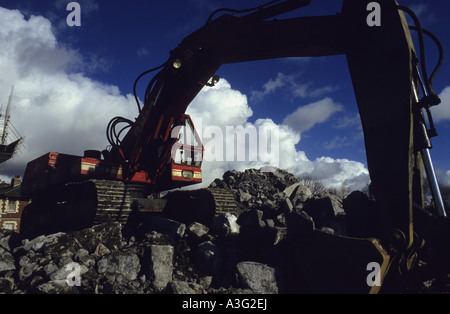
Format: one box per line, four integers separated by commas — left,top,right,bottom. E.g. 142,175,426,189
188,79,252,127
307,85,339,98
250,72,293,101
282,97,343,133
308,157,369,191
0,7,135,178
436,169,450,187
431,86,450,123
323,136,351,150
0,7,370,192
251,72,338,102
187,79,369,191
334,113,361,129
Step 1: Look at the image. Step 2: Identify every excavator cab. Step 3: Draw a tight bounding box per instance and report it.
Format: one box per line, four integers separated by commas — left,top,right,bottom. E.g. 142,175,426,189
156,114,204,190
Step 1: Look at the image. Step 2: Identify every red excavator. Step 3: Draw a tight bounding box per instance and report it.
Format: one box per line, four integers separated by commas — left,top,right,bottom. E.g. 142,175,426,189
20,0,450,293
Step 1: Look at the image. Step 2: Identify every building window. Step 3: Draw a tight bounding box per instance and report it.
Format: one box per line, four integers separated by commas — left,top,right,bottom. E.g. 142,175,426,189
2,221,17,231
5,199,19,213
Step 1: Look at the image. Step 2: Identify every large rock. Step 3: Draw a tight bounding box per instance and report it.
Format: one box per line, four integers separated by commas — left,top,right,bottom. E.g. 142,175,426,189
169,280,205,294
265,169,299,191
143,216,186,238
22,232,65,252
302,193,345,229
0,277,14,293
187,222,209,238
36,280,79,294
0,247,15,273
236,262,278,294
0,234,12,251
284,183,312,205
97,251,141,281
211,213,240,236
18,255,41,282
144,245,174,292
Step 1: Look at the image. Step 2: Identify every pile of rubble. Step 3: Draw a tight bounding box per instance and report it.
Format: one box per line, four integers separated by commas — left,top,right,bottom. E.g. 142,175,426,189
0,218,280,294
0,168,449,294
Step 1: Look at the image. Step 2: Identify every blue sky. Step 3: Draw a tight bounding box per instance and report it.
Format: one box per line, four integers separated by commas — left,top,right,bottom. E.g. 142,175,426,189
0,0,449,190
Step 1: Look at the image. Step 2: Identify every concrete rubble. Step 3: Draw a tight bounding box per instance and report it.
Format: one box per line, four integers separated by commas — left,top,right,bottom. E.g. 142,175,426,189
0,167,449,294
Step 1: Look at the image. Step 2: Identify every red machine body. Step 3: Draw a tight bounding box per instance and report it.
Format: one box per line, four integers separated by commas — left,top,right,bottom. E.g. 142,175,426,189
22,113,204,196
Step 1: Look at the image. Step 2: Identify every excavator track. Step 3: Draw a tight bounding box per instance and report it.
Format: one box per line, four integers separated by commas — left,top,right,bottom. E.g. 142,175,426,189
92,180,133,225
20,179,134,239
207,188,239,215
20,180,237,239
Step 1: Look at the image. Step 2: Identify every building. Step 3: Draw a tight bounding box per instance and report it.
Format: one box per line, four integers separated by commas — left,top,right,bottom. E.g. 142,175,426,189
0,175,29,232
